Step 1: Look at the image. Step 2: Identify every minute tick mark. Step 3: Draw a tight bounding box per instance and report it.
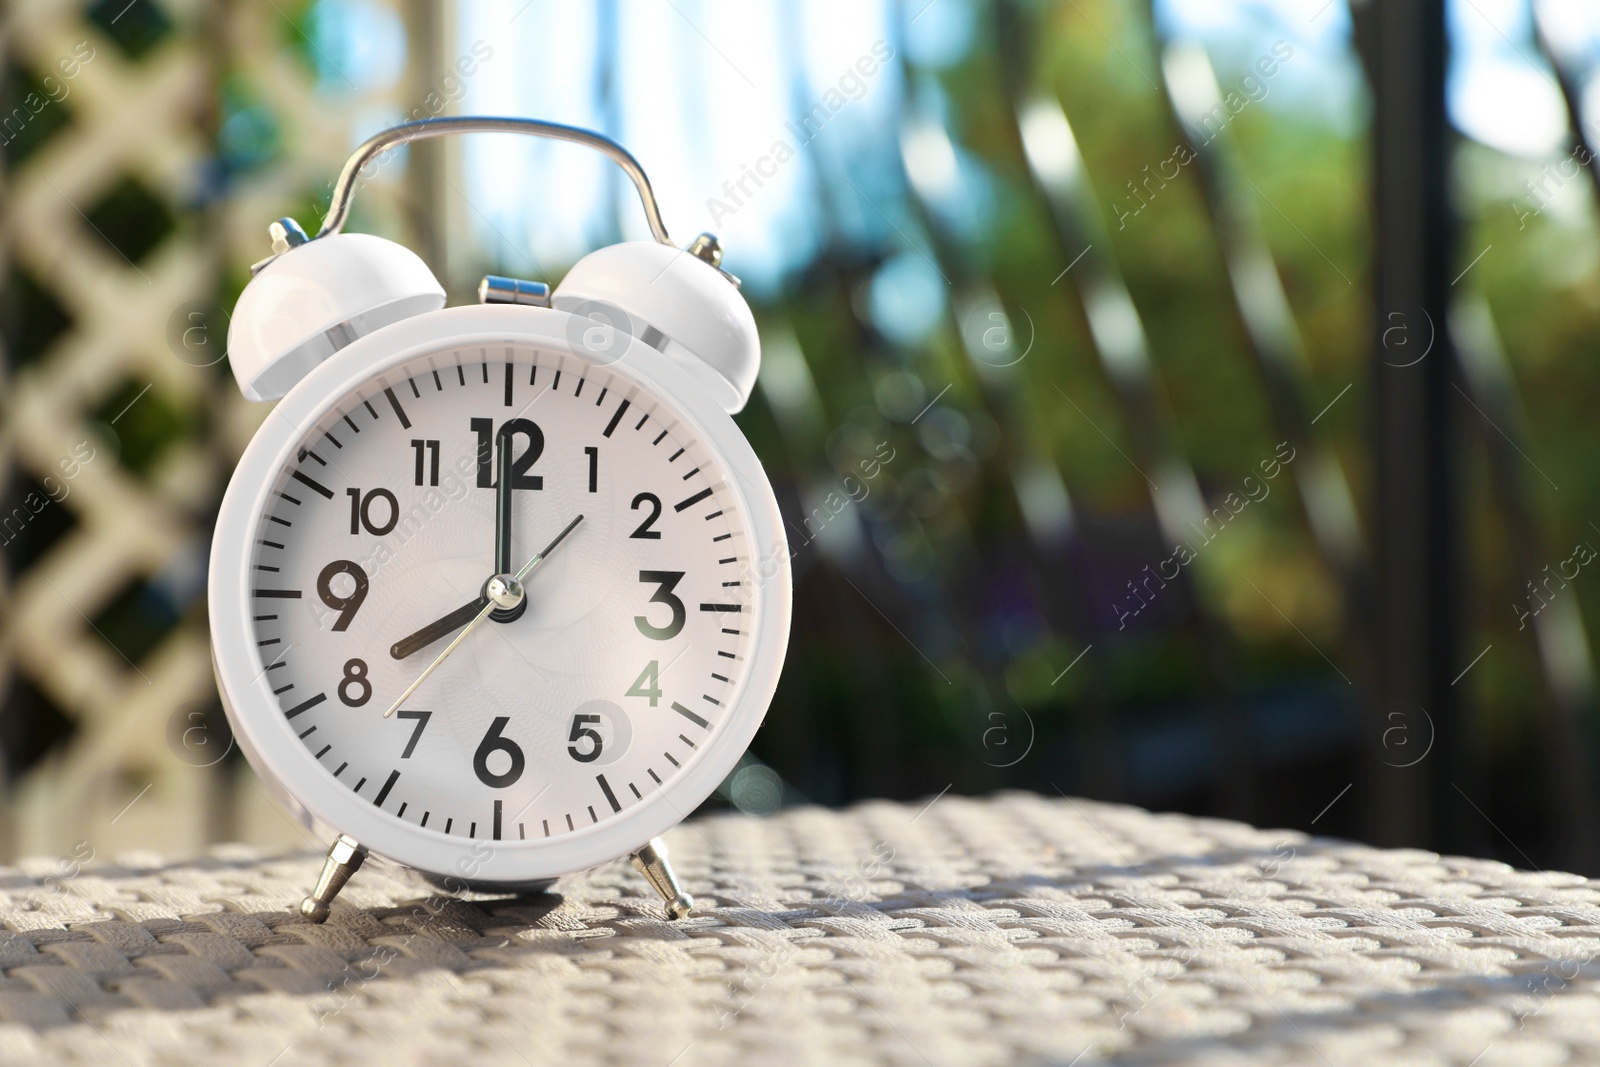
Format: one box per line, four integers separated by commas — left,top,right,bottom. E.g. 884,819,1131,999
604,398,632,437
675,487,712,512
597,774,621,813
384,386,412,428
291,470,335,500
672,702,709,729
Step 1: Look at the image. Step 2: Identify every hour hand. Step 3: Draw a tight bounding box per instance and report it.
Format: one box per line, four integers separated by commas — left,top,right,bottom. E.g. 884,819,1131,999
390,597,487,660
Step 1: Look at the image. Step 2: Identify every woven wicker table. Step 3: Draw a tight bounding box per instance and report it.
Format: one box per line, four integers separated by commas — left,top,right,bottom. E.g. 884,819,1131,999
0,791,1595,1066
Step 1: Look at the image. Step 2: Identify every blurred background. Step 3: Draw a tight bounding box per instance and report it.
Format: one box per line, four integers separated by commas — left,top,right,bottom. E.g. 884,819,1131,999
3,0,1599,875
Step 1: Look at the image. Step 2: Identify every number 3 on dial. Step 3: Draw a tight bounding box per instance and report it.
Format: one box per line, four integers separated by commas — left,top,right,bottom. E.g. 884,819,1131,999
635,570,685,640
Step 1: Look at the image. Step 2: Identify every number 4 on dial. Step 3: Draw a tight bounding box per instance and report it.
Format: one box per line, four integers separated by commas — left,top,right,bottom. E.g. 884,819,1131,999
627,660,662,706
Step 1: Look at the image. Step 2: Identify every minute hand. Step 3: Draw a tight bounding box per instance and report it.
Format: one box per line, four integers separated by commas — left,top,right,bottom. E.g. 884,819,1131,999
495,428,515,575
381,514,584,718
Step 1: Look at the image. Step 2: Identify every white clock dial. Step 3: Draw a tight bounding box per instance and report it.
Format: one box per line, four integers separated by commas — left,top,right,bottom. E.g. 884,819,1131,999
247,341,758,846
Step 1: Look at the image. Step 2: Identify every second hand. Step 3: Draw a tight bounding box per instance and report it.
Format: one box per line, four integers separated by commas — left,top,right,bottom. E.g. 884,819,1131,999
381,514,584,718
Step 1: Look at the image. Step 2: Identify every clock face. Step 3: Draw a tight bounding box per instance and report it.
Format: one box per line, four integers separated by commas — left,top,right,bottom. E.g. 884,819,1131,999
245,341,761,848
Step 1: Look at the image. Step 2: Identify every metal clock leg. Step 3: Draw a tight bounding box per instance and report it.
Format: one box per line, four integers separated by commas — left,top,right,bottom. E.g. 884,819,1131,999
300,834,367,923
630,837,694,920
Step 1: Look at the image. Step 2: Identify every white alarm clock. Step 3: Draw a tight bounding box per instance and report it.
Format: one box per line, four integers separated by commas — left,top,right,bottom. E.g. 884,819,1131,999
208,118,792,921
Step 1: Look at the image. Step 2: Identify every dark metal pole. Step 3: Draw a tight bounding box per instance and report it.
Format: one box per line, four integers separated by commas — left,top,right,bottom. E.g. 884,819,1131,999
1365,0,1464,852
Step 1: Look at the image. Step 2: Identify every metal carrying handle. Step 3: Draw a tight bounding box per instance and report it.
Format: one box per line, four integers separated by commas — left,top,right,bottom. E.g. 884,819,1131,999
316,116,674,247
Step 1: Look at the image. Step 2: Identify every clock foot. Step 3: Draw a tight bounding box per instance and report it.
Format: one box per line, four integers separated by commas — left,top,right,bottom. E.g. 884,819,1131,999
300,834,367,923
630,837,694,920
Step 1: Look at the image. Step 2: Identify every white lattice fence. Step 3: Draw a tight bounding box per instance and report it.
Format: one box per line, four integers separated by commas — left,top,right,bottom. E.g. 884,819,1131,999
0,0,438,860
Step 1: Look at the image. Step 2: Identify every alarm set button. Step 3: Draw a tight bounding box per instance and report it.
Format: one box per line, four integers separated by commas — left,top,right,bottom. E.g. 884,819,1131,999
478,274,553,307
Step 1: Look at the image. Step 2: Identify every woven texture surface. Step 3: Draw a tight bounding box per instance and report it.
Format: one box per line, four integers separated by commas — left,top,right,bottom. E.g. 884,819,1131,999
0,792,1597,1065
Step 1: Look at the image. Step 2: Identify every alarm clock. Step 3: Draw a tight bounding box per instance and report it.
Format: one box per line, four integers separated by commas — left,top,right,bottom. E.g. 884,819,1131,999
208,117,792,921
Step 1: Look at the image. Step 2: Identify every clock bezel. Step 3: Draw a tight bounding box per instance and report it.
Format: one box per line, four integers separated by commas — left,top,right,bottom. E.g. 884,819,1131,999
209,304,792,884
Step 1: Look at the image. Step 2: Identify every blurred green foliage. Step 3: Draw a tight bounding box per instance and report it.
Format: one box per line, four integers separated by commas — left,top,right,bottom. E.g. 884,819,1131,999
4,0,1598,871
